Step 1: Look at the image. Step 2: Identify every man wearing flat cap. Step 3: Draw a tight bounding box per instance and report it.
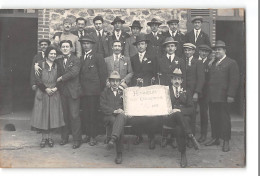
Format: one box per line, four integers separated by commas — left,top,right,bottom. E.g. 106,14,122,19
185,16,210,57
197,44,212,143
52,18,82,58
130,34,158,149
146,18,165,57
163,19,185,58
205,40,239,152
124,20,143,58
108,16,130,55
183,43,205,143
89,16,110,58
79,36,108,146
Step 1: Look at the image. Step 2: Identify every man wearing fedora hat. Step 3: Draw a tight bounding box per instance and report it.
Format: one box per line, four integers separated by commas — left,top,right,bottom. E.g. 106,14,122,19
130,34,158,148
205,40,239,152
124,20,143,58
197,44,212,143
165,68,200,167
185,16,210,57
163,19,185,58
183,43,205,141
108,16,130,55
146,18,165,57
100,71,130,164
79,35,108,146
89,16,110,58
157,37,186,87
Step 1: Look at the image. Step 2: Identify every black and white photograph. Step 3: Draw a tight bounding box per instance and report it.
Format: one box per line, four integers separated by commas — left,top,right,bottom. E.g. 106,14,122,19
0,6,249,170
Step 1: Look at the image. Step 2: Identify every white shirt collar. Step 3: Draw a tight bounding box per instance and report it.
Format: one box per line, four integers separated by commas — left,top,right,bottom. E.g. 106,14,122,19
202,57,208,63
96,29,103,36
172,86,181,97
78,30,84,35
217,54,226,63
167,53,175,62
169,29,177,37
194,29,201,36
152,31,158,36
85,50,92,55
113,53,121,61
115,30,121,36
139,51,146,57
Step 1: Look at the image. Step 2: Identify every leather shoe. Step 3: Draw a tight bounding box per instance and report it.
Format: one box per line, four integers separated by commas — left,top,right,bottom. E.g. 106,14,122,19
89,137,97,146
222,140,230,152
133,135,143,145
190,135,200,150
180,152,187,168
115,152,122,164
72,141,81,149
106,138,116,150
205,138,220,146
149,138,156,150
59,139,68,146
198,135,207,143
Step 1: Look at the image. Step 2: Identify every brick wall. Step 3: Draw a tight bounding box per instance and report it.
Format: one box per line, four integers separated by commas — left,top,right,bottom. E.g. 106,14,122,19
38,8,188,47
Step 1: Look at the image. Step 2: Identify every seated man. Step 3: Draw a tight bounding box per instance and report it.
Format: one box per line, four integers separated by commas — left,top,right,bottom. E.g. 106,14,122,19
164,68,200,167
100,71,129,164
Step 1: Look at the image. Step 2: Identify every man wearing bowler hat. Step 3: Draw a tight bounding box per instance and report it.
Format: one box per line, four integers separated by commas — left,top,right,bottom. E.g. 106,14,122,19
205,40,239,152
183,43,205,143
146,18,165,57
163,19,185,58
197,44,212,143
124,20,143,58
79,36,108,146
108,16,130,55
185,16,210,57
130,34,158,148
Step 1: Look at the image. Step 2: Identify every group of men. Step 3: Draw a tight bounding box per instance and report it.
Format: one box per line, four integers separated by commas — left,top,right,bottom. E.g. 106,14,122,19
31,14,239,168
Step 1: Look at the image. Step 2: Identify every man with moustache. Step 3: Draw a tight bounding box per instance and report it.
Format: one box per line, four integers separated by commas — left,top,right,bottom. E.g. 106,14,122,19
205,40,239,152
145,18,165,57
124,20,142,58
89,16,110,58
163,19,185,58
56,40,82,149
108,16,130,55
53,18,82,58
79,36,107,146
183,43,205,143
71,17,89,38
197,44,212,143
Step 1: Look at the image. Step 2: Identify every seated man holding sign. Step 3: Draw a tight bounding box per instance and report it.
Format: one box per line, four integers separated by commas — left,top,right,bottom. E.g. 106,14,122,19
165,68,200,167
100,71,129,164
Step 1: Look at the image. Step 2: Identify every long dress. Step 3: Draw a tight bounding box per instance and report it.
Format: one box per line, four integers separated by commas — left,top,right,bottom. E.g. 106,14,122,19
31,62,65,130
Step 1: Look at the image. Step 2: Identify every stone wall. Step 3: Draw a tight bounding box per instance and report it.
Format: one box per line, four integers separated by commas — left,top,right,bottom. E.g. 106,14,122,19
47,8,188,39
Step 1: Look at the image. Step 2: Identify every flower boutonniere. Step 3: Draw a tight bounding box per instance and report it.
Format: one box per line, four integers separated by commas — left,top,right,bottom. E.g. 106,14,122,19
88,55,93,60
175,60,179,64
118,89,123,98
120,55,127,65
88,65,94,69
143,57,148,62
68,62,73,68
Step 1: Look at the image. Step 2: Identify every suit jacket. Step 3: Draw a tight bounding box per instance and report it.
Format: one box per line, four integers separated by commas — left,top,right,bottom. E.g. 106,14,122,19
184,56,205,95
104,55,133,84
108,30,130,56
199,57,211,99
71,29,89,39
56,54,81,99
30,52,45,86
163,30,185,58
157,54,186,87
185,30,211,47
124,35,138,58
146,32,165,57
130,51,157,87
79,51,108,96
169,86,193,116
208,56,239,102
89,31,110,58
100,87,124,116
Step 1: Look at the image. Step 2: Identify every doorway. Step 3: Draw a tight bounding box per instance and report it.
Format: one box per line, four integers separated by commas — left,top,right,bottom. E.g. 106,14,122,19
216,20,246,115
0,17,38,115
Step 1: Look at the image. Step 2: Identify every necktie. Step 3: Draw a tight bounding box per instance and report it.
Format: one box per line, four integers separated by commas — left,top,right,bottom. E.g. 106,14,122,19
80,31,83,37
195,30,199,42
42,52,45,58
168,55,171,62
172,31,175,37
98,31,102,40
176,88,180,98
112,88,118,96
63,56,68,68
139,53,143,63
116,33,120,40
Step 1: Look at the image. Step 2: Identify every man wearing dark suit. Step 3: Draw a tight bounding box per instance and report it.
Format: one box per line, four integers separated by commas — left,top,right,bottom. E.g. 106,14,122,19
197,44,212,143
124,20,142,58
130,34,158,149
89,16,110,58
56,40,82,149
79,36,107,146
30,39,50,91
205,40,239,152
165,68,199,167
157,37,186,87
163,19,185,58
145,18,165,58
185,16,211,57
104,40,133,86
71,17,89,39
108,16,130,55
183,43,205,138
100,71,130,164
